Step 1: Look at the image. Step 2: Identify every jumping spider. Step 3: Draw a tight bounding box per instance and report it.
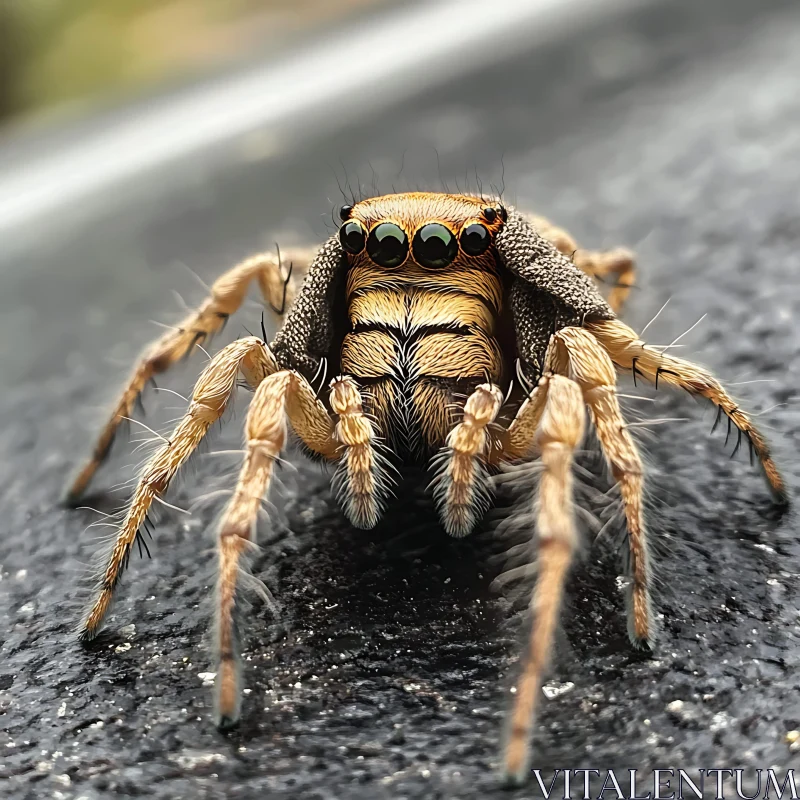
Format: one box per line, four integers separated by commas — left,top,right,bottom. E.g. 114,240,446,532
66,192,786,784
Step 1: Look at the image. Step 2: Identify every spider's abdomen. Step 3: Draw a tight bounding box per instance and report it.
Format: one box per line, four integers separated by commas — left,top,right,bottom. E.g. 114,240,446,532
341,262,505,458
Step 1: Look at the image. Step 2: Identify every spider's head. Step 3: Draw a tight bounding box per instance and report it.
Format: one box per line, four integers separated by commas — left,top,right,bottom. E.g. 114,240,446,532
337,192,507,271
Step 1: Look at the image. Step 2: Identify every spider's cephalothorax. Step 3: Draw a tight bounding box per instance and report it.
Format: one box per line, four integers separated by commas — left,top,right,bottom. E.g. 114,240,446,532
66,191,787,785
336,194,508,461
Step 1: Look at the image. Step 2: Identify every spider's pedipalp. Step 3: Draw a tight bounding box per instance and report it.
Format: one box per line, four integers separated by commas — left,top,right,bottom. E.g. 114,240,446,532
79,337,278,639
430,382,503,537
329,376,395,529
587,318,787,505
502,374,584,785
555,325,653,646
214,369,339,728
65,248,311,505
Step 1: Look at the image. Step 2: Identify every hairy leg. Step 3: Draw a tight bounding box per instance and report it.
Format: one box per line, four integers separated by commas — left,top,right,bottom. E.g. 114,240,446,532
214,369,338,727
502,375,584,785
495,380,549,462
587,318,787,503
556,326,653,645
431,383,504,537
80,337,277,638
525,212,636,313
66,247,314,503
329,375,394,529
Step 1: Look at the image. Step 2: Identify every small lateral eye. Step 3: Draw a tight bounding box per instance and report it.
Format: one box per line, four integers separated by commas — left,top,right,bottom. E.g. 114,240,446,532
460,222,491,256
339,204,353,221
367,222,409,267
339,220,366,254
482,206,497,223
498,204,508,222
412,222,458,268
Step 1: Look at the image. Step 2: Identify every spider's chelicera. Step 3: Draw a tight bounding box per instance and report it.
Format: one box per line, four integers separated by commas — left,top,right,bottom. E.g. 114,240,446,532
66,191,787,785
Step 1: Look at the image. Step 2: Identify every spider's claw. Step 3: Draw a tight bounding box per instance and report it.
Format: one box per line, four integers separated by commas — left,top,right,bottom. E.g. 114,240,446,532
61,485,83,509
214,656,244,731
77,627,97,644
214,711,241,731
629,633,655,654
499,760,530,789
62,465,97,508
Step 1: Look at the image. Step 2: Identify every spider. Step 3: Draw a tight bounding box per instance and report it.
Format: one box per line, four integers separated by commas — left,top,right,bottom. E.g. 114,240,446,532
66,192,786,785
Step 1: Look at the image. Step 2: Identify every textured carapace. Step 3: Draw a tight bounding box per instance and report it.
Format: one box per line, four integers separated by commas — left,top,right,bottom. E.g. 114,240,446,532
65,190,787,788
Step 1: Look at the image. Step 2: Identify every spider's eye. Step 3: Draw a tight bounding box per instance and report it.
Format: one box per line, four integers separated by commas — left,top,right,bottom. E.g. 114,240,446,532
339,220,366,254
460,222,491,256
412,222,458,268
366,222,408,268
498,204,508,222
339,204,353,221
482,207,497,223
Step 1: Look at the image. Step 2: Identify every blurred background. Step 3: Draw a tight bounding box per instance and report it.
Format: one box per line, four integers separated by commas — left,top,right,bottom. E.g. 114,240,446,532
1,1,800,799
0,0,389,123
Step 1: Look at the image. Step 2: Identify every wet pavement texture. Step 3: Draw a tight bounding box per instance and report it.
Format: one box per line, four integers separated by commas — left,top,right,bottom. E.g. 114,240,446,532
1,1,800,798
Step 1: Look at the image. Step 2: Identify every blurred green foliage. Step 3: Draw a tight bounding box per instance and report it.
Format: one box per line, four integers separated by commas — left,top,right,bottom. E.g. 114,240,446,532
0,0,315,121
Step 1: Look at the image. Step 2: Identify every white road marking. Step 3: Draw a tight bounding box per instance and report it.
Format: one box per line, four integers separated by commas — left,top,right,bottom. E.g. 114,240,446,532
0,0,646,234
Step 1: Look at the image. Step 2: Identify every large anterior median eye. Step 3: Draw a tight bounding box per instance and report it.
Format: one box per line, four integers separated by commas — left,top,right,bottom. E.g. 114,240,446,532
367,222,409,267
339,220,367,254
412,222,458,268
460,222,491,256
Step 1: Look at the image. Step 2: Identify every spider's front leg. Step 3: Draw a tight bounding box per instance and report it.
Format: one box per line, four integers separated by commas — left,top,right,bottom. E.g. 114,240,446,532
496,329,653,781
65,246,313,504
553,326,653,645
215,372,391,725
501,374,585,785
214,369,341,726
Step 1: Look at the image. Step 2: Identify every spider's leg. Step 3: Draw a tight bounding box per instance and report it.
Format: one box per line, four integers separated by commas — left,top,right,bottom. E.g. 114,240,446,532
523,212,636,314
329,376,394,530
587,318,787,504
502,375,584,785
573,249,636,315
429,382,504,537
556,326,653,645
214,369,338,727
79,337,277,639
65,247,313,504
494,379,549,462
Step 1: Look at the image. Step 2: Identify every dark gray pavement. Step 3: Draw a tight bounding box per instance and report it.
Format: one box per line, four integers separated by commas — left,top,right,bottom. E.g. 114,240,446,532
1,1,800,798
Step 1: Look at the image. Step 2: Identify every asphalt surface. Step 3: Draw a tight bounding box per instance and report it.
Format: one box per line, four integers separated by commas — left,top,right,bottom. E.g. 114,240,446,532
2,1,800,798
